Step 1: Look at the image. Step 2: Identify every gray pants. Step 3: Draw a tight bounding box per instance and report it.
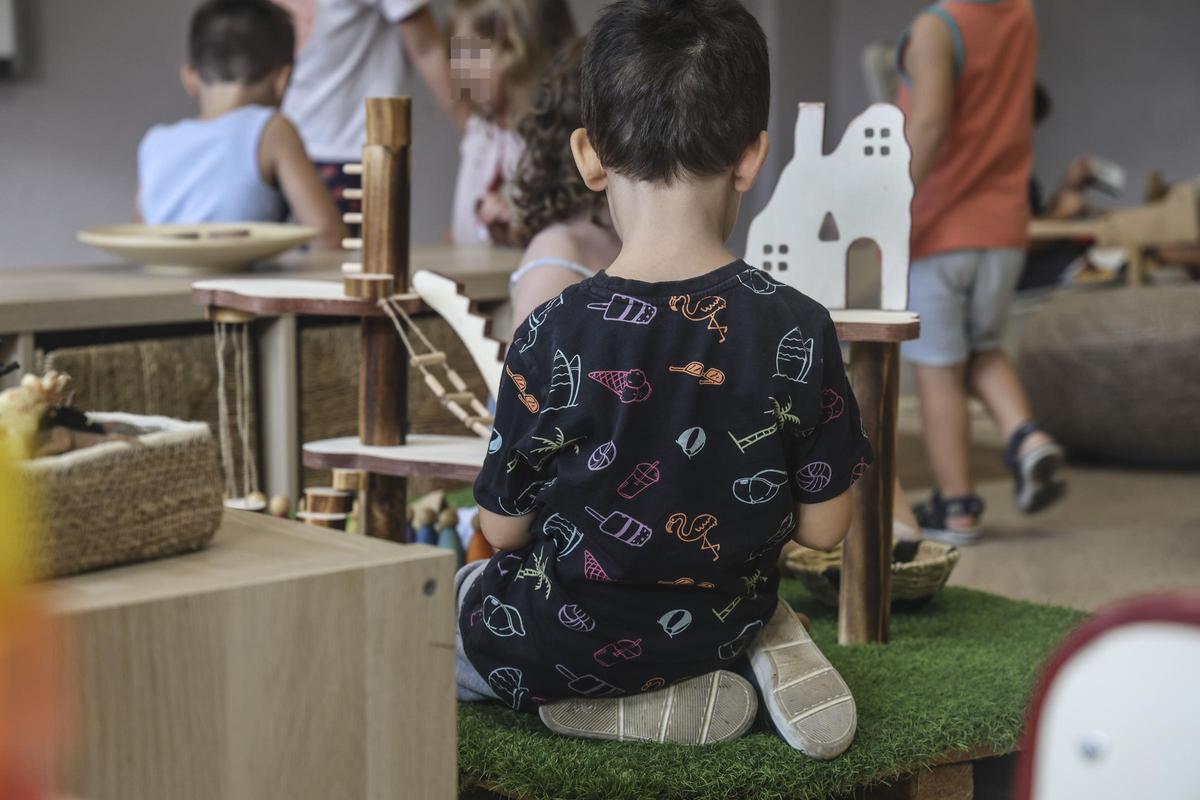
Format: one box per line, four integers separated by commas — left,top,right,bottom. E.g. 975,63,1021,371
455,560,498,702
902,248,1024,366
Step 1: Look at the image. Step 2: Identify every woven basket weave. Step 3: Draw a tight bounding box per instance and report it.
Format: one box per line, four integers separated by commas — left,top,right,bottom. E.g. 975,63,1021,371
24,412,224,578
784,539,961,609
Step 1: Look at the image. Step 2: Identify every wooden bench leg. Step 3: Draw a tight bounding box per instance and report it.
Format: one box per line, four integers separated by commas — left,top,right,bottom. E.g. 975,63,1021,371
839,341,900,645
861,763,974,799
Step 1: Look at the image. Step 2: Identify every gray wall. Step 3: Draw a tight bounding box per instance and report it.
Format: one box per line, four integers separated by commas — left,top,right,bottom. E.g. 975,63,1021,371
1,0,1198,269
827,0,1200,208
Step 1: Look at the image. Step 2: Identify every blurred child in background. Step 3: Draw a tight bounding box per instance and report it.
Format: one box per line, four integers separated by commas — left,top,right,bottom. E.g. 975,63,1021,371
274,0,461,216
137,0,346,248
449,0,576,247
508,38,621,331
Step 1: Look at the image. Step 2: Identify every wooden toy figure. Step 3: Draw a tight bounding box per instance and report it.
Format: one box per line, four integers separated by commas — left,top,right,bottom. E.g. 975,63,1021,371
436,508,465,569
414,508,438,546
268,495,290,518
466,512,494,564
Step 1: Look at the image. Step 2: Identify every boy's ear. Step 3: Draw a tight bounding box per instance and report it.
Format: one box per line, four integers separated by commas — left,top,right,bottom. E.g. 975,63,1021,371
272,65,294,103
180,64,201,98
570,128,608,192
732,131,770,193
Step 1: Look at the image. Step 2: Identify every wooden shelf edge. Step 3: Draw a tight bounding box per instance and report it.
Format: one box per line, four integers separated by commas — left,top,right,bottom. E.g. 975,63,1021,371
191,282,428,319
303,435,487,482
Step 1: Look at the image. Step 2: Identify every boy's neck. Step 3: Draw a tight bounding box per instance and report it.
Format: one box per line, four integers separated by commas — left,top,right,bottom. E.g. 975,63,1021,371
196,81,278,120
603,172,740,283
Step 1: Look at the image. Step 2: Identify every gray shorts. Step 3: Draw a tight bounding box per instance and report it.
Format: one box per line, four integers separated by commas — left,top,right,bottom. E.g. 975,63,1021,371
455,560,498,702
902,248,1024,366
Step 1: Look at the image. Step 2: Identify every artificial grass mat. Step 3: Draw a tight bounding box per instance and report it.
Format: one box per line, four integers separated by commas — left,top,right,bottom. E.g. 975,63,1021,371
458,581,1086,800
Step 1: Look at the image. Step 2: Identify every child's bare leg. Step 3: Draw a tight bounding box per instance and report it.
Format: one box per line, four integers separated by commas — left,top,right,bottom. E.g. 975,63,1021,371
915,362,976,528
967,349,1053,453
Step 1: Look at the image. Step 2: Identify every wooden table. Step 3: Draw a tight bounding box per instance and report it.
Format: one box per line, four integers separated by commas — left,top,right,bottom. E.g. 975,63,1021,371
44,510,457,800
0,245,521,501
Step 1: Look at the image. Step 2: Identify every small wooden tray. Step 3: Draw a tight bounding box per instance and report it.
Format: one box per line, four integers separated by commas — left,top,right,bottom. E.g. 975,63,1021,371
78,222,317,275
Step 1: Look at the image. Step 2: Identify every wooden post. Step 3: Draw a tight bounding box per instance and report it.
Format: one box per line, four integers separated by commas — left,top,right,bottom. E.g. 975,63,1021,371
839,341,900,645
357,97,411,541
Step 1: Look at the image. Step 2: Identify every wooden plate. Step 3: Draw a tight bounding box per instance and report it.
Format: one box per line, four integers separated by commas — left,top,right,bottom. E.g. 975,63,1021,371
78,222,317,275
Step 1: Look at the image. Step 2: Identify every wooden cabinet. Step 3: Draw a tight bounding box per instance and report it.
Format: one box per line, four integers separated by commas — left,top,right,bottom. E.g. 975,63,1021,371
45,511,456,800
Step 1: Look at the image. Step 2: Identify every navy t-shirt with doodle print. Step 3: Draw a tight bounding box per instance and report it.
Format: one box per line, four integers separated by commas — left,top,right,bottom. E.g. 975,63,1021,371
463,260,873,711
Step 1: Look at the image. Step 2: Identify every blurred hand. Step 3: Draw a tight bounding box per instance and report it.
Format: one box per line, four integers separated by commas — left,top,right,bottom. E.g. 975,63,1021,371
1062,156,1092,191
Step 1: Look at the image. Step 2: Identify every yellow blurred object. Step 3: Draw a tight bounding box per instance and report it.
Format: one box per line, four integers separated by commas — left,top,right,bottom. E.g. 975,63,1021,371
0,438,63,799
0,371,72,459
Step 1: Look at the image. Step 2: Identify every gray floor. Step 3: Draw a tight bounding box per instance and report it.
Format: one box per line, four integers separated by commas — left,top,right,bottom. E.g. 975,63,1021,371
937,465,1200,610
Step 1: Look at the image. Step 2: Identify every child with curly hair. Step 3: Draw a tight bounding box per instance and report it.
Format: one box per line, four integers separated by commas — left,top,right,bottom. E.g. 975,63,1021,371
507,38,621,332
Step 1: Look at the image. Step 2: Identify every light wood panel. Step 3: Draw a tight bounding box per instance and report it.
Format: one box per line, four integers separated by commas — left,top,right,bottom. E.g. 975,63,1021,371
46,511,457,800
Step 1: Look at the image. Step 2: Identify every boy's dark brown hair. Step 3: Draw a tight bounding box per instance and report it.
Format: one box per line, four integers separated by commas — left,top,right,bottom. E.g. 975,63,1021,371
581,0,770,183
189,0,295,84
512,39,607,245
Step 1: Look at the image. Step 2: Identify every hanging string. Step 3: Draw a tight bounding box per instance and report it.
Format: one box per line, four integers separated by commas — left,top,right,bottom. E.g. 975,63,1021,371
213,320,261,503
213,323,238,499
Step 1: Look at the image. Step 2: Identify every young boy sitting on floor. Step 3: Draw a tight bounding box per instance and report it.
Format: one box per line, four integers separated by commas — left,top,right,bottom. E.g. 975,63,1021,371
136,0,345,249
457,0,873,757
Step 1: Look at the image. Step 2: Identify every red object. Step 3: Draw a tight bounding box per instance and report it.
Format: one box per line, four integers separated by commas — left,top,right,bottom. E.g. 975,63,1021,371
1013,593,1200,800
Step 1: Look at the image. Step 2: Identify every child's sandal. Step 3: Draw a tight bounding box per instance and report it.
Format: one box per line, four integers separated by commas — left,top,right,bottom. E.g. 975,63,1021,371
1004,421,1067,514
914,491,985,545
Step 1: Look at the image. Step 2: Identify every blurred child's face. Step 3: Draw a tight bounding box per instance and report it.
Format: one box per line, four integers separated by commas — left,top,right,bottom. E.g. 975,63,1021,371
450,22,504,120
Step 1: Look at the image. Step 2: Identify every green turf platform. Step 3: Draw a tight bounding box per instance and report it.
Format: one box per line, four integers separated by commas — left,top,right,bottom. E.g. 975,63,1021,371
458,581,1086,800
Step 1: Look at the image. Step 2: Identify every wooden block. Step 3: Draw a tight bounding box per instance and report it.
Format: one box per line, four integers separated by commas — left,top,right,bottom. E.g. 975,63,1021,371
863,763,973,799
304,486,353,516
332,468,366,492
344,273,395,300
297,510,349,530
205,306,255,324
47,511,456,800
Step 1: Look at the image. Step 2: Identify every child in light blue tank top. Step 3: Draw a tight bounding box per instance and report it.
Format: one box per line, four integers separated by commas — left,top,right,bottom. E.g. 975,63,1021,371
135,0,345,249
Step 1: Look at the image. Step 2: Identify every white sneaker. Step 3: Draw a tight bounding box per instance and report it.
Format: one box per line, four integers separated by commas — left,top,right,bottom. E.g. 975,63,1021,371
748,600,856,759
538,670,757,745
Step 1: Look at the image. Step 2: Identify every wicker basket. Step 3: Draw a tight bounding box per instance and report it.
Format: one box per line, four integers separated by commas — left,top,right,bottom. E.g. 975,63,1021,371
784,539,961,610
23,412,224,578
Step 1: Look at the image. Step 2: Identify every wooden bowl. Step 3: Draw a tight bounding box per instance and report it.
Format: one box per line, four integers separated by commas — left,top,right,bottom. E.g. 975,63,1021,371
78,222,317,275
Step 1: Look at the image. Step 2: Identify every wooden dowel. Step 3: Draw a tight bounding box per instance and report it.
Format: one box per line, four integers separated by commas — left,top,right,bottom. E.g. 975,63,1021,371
442,391,475,404
341,262,363,274
342,238,363,250
410,352,447,367
464,415,493,427
445,371,469,392
839,341,899,646
343,188,363,200
332,469,366,492
343,163,363,175
343,212,363,225
423,372,446,396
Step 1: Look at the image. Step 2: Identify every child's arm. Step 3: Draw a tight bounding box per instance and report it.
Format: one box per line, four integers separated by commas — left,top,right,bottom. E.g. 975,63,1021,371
399,7,469,132
260,114,348,249
793,491,853,552
477,508,535,552
902,11,955,188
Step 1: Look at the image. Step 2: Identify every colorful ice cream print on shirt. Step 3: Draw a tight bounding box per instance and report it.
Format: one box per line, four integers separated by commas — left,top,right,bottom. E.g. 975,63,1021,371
465,259,874,710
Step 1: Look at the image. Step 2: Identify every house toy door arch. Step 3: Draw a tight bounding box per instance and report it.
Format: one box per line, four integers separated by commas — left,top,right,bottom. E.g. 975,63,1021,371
745,103,913,311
